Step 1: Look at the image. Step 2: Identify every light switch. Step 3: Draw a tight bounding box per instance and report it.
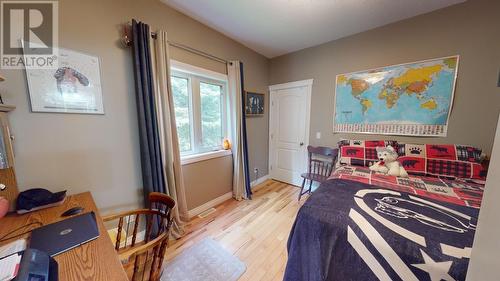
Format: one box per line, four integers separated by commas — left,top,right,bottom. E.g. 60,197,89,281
316,132,321,139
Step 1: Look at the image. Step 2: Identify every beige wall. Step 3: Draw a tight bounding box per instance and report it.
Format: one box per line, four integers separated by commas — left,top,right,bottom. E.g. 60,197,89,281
182,155,233,210
269,0,500,155
0,0,269,213
467,113,500,280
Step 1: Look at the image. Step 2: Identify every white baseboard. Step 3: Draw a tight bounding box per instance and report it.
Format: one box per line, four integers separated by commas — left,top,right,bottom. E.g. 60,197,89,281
186,175,270,219
251,175,270,188
187,191,233,219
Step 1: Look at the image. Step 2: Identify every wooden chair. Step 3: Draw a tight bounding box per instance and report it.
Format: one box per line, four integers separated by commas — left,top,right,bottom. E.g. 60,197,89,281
298,146,338,200
148,192,176,215
103,194,176,281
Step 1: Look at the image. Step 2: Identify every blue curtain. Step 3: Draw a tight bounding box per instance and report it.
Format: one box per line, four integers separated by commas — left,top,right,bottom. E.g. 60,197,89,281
131,19,167,205
239,63,252,199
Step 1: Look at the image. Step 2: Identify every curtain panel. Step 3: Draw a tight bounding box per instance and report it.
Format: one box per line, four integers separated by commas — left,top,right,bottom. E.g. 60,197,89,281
131,19,187,238
227,61,252,200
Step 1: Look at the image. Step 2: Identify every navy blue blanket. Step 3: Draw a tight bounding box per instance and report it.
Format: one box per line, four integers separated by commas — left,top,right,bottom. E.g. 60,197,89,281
284,179,479,281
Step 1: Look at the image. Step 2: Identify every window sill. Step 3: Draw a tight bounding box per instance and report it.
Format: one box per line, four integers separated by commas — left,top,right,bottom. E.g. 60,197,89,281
181,149,232,166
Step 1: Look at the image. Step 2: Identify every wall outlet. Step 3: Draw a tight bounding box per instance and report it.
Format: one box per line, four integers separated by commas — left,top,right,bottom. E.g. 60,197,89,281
316,132,321,139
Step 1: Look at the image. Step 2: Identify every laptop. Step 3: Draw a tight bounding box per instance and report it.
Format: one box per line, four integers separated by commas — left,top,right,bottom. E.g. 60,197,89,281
29,212,100,257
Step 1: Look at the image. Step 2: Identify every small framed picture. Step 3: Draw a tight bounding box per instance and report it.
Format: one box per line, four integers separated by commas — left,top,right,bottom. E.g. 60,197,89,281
245,92,264,116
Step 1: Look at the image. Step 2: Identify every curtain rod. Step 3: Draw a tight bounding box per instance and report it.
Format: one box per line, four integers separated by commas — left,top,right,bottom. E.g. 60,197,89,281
165,38,228,65
123,27,228,65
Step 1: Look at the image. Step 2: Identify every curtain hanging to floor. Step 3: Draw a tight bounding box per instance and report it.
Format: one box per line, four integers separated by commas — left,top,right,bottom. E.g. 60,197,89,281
227,61,252,200
131,19,187,238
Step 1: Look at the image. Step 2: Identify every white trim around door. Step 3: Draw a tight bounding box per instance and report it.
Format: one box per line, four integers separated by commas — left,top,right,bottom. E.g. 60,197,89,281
268,79,313,186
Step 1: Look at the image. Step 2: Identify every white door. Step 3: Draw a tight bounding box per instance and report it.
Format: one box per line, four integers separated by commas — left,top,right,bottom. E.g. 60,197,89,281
269,80,312,186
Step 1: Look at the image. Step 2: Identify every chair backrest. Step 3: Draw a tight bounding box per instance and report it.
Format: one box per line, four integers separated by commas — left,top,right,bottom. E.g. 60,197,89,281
104,209,172,281
307,146,338,178
147,192,176,243
148,192,176,215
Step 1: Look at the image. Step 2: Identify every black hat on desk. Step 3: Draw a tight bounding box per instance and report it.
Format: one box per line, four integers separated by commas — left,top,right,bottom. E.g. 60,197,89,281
16,188,66,214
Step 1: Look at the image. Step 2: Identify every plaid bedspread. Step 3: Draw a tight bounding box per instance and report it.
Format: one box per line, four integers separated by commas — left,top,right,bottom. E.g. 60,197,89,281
330,166,484,208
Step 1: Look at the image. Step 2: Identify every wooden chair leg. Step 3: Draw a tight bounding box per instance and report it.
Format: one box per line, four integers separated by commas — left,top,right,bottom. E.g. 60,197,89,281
308,180,313,194
298,178,306,201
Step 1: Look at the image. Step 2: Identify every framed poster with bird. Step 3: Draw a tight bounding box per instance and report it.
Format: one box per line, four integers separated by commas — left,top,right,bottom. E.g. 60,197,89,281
23,44,104,114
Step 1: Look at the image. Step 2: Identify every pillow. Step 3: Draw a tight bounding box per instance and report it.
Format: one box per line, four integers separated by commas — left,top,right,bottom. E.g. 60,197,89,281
426,159,487,180
397,143,486,180
338,139,397,167
397,143,482,163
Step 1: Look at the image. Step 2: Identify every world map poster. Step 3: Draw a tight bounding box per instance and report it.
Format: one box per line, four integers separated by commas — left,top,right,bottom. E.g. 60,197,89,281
334,56,459,136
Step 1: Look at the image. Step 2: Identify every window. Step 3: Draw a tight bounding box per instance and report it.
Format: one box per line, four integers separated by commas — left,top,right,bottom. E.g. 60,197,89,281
200,82,223,148
171,76,191,153
170,63,227,157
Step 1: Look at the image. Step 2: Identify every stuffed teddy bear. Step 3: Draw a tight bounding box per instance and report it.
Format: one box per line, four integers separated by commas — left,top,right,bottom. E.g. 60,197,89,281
369,145,409,177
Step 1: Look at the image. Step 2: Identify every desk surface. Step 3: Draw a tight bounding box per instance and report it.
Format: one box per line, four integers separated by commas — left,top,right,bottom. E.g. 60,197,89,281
0,192,128,281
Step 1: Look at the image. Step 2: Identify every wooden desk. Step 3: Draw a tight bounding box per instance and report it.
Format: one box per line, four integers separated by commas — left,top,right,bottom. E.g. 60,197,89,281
0,192,128,280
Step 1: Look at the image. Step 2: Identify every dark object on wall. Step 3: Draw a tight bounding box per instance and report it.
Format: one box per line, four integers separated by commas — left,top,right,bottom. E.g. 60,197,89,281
245,92,264,116
498,69,500,87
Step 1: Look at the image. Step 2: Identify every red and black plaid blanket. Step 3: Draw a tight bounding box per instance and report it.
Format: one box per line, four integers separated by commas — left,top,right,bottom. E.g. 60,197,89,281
330,166,484,208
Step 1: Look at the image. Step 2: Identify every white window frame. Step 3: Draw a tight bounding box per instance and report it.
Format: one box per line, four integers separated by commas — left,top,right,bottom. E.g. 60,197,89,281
171,72,195,153
170,60,230,164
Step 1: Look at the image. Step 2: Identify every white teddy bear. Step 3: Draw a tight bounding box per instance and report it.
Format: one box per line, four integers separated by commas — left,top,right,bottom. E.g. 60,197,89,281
369,145,409,178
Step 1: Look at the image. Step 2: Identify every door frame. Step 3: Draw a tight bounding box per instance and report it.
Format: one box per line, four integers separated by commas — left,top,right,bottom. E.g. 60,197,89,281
268,79,313,185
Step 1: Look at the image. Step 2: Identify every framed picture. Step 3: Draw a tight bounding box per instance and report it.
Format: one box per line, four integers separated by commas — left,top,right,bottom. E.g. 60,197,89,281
245,92,264,116
24,45,104,114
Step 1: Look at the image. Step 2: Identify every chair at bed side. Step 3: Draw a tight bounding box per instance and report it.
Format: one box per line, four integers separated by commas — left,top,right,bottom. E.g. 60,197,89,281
298,146,338,201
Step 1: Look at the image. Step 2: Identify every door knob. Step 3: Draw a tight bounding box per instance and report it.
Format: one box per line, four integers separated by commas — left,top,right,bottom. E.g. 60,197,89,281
300,142,304,146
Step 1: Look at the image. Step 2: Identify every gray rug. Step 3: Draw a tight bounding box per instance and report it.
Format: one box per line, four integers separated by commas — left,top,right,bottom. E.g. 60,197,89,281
161,238,246,281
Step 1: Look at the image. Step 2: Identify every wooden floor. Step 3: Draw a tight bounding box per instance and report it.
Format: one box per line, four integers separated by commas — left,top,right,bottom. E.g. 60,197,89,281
165,180,305,281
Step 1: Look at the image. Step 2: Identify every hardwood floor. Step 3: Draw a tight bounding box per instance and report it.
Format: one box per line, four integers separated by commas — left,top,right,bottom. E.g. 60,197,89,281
165,180,305,281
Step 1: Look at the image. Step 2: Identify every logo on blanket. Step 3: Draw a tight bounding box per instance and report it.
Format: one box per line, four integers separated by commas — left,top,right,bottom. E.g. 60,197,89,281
348,189,474,281
374,197,475,233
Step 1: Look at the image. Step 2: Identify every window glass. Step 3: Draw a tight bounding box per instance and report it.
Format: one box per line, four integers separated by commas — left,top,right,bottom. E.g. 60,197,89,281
171,76,191,152
200,82,223,149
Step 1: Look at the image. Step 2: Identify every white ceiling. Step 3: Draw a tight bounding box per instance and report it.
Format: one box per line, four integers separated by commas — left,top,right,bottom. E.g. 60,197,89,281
162,0,465,58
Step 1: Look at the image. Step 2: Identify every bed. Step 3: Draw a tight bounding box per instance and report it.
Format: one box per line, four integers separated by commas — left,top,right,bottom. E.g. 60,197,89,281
283,141,486,281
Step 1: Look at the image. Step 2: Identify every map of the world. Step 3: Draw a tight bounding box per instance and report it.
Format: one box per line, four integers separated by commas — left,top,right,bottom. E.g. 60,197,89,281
334,56,458,136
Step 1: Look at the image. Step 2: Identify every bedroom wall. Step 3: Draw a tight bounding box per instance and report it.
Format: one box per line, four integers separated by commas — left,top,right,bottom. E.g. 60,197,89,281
467,113,500,280
0,0,269,213
269,0,500,155
182,156,233,210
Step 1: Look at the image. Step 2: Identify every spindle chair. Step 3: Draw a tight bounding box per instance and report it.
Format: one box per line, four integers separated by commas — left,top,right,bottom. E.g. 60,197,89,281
148,192,176,216
298,146,338,200
103,193,176,281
